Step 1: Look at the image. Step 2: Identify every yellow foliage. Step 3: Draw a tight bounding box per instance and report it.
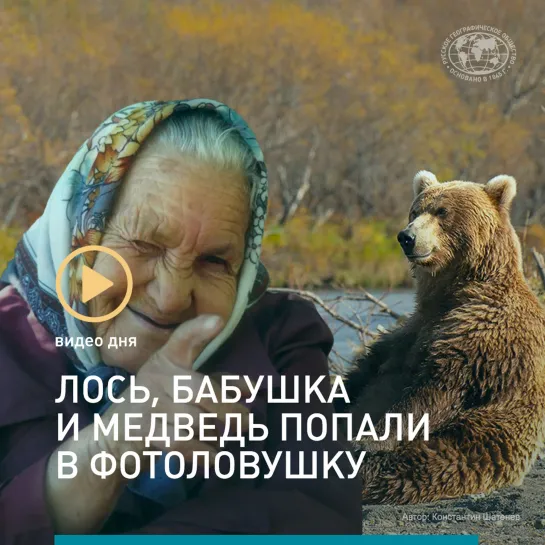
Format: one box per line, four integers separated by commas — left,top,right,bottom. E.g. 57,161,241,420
0,0,532,183
0,0,541,280
0,229,19,274
262,214,409,288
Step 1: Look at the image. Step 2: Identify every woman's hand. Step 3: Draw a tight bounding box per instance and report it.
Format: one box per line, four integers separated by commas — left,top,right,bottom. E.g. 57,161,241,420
45,314,250,535
99,314,251,469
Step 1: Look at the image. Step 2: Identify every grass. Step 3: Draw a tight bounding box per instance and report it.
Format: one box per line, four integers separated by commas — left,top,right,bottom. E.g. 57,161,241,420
261,215,411,288
0,228,19,275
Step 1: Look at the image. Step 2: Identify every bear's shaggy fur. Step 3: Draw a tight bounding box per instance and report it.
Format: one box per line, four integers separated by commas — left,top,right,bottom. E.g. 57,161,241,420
343,171,545,504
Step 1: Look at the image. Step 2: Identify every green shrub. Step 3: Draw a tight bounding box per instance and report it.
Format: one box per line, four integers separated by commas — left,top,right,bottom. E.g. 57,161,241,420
261,215,411,288
0,229,19,274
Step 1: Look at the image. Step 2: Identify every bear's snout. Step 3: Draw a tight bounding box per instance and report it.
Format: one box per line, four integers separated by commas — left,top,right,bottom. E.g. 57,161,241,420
397,228,416,254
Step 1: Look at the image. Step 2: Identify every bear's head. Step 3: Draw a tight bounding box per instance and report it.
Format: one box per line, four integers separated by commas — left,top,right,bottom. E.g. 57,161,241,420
398,170,522,282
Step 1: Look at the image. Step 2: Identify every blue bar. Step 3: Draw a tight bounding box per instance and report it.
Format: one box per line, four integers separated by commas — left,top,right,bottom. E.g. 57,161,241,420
55,535,478,544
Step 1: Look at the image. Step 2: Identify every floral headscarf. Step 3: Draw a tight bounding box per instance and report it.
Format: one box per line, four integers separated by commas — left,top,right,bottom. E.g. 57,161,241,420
1,99,269,508
2,100,269,372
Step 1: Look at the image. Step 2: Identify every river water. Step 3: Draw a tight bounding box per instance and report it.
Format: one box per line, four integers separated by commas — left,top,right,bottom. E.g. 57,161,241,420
313,290,416,366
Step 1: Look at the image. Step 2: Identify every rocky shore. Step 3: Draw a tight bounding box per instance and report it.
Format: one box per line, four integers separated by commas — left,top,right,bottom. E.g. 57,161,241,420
362,457,545,544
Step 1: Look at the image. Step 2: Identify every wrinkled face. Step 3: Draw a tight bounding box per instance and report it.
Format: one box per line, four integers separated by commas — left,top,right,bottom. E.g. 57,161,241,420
398,181,499,274
88,153,250,372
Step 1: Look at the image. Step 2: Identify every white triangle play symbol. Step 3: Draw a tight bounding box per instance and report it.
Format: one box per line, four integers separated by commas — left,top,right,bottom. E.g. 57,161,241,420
81,265,114,303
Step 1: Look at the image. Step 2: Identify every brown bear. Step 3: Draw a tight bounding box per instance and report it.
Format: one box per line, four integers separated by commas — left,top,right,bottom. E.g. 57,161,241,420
343,170,545,504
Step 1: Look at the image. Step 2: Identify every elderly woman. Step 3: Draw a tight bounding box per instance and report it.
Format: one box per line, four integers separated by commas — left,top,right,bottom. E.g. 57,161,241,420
0,100,360,541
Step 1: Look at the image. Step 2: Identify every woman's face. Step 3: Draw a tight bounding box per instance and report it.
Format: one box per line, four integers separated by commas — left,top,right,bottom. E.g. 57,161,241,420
88,153,250,372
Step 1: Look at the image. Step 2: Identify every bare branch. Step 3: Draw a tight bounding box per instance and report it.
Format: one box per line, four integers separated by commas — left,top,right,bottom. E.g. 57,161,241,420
329,347,353,369
532,248,545,289
1,195,22,230
504,31,545,117
269,287,373,335
277,132,319,225
311,208,334,231
323,292,407,321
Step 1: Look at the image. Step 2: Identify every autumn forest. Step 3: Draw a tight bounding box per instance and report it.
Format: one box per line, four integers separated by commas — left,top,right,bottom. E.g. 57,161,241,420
1,0,544,288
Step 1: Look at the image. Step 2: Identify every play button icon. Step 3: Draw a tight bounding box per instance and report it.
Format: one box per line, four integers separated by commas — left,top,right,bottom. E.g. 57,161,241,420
81,265,114,304
55,245,133,323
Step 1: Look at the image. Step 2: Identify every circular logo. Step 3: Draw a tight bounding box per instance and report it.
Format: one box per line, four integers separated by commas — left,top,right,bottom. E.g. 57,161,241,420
55,245,133,323
441,27,516,82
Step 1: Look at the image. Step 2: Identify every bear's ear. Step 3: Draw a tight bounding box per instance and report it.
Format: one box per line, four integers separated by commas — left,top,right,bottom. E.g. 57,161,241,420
485,175,517,210
413,170,439,197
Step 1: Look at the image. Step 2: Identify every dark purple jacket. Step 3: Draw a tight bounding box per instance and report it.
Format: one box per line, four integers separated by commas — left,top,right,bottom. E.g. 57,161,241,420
0,285,361,542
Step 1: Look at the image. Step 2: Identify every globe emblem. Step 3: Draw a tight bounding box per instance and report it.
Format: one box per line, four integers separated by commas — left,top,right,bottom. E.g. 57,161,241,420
448,32,510,75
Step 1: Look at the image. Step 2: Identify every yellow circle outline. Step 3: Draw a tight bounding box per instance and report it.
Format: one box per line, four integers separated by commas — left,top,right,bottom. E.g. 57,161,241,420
55,245,133,323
